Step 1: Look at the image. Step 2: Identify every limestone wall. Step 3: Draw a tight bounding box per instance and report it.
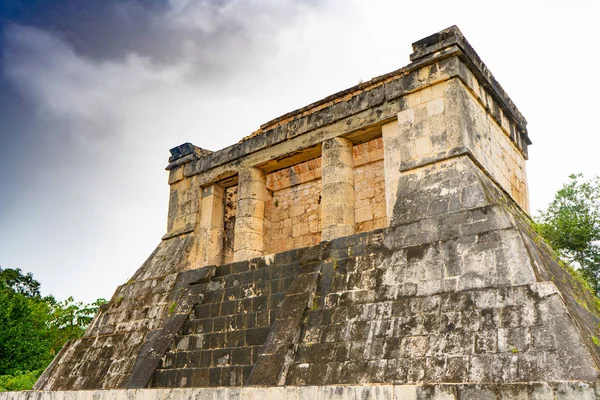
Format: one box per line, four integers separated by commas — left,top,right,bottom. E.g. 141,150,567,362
263,138,388,255
6,382,600,400
131,156,599,389
152,252,299,387
353,138,386,233
265,158,322,254
461,83,529,211
290,283,593,385
388,78,529,216
166,171,201,236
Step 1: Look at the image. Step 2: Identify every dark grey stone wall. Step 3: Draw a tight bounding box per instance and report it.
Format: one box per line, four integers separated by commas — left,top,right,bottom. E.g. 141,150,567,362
152,250,302,387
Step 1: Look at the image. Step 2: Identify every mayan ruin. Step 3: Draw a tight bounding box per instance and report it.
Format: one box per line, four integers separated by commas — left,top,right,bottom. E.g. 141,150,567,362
7,26,600,399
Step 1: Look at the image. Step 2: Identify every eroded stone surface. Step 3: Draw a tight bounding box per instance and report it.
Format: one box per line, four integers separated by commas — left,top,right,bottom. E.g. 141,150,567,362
8,382,600,400
322,137,355,241
31,26,600,396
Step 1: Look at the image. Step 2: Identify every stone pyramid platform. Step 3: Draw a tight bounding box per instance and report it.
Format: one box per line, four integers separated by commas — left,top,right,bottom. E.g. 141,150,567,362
9,26,600,400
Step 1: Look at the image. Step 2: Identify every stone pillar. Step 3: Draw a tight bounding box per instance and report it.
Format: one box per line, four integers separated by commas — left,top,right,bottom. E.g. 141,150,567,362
382,120,401,224
321,137,355,241
233,167,266,262
165,143,212,237
198,184,225,266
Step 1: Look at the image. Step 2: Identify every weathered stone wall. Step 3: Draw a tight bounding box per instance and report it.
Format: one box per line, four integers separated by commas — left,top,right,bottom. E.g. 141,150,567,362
387,78,529,216
353,138,386,233
265,158,322,254
223,186,237,265
166,173,201,236
281,160,599,387
8,382,600,400
461,82,529,211
263,138,387,254
291,281,593,385
135,157,600,389
152,253,299,387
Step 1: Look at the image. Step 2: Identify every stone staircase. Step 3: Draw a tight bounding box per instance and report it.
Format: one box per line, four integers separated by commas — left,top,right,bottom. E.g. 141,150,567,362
151,251,302,387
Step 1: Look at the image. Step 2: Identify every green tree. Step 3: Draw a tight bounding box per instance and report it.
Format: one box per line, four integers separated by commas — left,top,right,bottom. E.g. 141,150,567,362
536,174,600,293
0,267,106,391
0,268,40,297
0,370,41,392
0,268,54,375
46,296,106,355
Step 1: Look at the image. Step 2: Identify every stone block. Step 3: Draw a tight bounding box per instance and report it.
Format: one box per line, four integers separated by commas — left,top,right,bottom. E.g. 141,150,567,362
394,385,418,400
417,385,456,399
553,382,596,400
397,109,415,126
298,386,318,400
456,385,499,399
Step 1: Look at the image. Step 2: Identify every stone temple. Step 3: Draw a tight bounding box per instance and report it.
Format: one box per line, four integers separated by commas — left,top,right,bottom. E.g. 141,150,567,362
8,26,600,399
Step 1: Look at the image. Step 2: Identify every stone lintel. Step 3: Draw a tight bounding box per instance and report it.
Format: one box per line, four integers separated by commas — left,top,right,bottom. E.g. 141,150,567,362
161,224,195,241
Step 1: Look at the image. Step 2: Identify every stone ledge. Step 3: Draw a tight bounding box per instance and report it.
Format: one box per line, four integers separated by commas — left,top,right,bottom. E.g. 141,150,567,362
167,143,213,170
6,382,600,399
162,224,195,240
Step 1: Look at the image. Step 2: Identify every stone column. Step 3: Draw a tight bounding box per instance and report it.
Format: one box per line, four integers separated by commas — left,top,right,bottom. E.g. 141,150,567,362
321,137,355,241
382,120,401,224
233,167,266,262
198,184,225,266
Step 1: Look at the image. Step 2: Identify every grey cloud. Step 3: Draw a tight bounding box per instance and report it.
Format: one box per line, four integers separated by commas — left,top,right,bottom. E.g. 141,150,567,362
3,0,322,76
2,0,330,122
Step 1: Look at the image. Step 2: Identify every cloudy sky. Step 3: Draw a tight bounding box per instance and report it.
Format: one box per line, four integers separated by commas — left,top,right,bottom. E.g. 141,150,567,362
0,0,598,303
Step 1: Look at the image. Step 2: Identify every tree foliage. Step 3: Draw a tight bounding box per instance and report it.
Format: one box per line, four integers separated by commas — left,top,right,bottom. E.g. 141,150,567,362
0,267,106,391
536,174,600,293
0,370,42,392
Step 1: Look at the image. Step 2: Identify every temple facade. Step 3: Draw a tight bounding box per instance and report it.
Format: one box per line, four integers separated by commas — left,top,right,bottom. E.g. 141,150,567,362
10,26,600,399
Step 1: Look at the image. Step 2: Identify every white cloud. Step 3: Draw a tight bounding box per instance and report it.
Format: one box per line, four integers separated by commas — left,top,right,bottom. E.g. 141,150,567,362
1,0,599,303
5,24,190,123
